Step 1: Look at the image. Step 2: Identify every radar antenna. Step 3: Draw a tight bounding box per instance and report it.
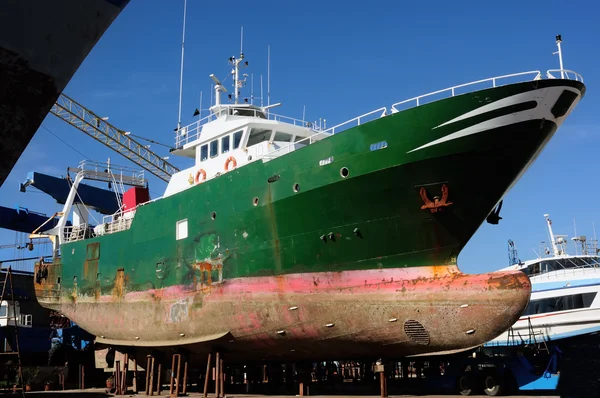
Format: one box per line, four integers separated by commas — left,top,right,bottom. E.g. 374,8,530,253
210,74,227,107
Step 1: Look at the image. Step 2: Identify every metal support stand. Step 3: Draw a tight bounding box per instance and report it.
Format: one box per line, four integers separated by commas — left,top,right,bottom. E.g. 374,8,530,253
0,266,25,397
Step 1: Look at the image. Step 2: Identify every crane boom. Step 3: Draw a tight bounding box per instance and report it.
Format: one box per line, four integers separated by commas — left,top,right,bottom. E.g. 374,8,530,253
50,93,180,182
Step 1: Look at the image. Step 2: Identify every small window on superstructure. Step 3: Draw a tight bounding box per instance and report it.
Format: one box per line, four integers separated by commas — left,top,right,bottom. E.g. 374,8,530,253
273,132,293,142
294,135,305,143
210,140,219,158
233,130,243,149
200,144,208,161
247,128,272,147
222,135,230,154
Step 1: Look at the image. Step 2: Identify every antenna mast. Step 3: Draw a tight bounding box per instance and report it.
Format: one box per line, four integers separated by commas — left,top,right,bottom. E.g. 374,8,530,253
553,34,565,79
267,44,271,109
177,0,188,130
199,91,202,119
229,26,248,105
260,75,264,107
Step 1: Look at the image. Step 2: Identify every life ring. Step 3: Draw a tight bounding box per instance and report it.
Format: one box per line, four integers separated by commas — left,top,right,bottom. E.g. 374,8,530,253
195,169,207,183
224,156,237,171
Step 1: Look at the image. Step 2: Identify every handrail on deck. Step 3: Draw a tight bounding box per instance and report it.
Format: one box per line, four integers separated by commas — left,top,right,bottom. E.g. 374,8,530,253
391,70,542,112
322,107,387,135
546,69,584,82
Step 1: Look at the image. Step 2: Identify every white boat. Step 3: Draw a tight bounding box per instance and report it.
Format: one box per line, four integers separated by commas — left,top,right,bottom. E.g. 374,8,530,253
487,214,600,346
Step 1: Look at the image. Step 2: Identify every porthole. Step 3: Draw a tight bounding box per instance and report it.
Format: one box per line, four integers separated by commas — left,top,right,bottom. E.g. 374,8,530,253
211,211,217,220
340,167,349,178
293,183,300,193
253,197,259,206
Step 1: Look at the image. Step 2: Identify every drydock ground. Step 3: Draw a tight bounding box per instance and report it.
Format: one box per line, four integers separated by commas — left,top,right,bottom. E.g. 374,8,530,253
16,392,561,398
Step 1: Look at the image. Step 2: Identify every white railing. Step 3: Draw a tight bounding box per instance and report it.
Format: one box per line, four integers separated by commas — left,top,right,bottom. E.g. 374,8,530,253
268,112,316,128
98,210,136,236
546,69,584,82
322,107,387,135
261,131,333,160
64,224,91,243
391,71,542,112
175,113,218,148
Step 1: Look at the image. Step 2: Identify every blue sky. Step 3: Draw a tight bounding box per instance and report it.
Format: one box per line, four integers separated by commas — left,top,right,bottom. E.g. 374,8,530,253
1,0,600,274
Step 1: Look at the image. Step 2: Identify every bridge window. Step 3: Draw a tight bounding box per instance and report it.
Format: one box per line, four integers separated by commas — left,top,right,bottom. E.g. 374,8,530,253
0,305,6,318
222,135,230,154
200,144,208,161
233,130,243,149
274,132,292,142
522,292,597,316
247,128,272,147
210,140,219,158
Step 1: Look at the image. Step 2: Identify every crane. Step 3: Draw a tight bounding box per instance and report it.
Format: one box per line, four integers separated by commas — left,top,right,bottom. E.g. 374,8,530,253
50,93,180,183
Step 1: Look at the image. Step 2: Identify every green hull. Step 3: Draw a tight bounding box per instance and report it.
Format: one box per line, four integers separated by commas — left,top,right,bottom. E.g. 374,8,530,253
34,78,584,361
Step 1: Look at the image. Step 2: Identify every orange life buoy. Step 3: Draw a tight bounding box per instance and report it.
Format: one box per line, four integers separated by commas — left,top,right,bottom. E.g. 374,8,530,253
224,156,237,171
195,169,207,183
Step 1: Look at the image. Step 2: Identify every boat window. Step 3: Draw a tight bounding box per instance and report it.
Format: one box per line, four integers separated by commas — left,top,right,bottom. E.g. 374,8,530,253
232,108,266,118
222,135,230,154
522,292,597,316
0,305,6,318
233,130,243,149
210,140,219,158
294,135,305,143
200,144,208,161
273,132,293,142
247,128,272,147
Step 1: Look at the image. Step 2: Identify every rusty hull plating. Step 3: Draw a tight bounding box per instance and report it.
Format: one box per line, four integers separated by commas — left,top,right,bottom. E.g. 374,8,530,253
35,263,530,362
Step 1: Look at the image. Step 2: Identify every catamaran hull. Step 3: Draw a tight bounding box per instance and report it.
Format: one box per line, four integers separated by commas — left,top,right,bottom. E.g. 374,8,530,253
34,78,584,362
0,0,129,187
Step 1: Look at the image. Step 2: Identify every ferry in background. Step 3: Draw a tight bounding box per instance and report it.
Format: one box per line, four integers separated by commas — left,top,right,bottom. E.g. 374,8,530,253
488,213,600,347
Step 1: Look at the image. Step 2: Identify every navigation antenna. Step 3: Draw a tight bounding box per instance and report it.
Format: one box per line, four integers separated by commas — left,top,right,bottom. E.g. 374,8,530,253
210,74,227,107
553,34,564,79
176,0,188,130
267,44,271,110
228,26,249,105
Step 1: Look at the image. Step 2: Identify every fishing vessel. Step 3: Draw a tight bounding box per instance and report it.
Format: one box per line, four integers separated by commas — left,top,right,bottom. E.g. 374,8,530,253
487,214,600,347
32,37,585,362
0,0,130,187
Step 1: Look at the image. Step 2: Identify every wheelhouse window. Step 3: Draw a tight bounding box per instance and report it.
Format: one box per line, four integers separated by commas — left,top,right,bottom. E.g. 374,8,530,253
200,144,208,161
521,257,600,277
222,135,230,154
233,130,243,149
273,132,293,142
210,139,219,158
231,108,266,118
247,128,272,147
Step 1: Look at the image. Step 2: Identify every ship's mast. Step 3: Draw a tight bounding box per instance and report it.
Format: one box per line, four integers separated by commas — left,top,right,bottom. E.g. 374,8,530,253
229,27,248,105
553,34,564,79
544,213,560,256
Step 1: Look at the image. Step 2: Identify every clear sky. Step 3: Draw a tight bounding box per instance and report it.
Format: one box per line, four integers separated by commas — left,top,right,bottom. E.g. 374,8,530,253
1,0,599,274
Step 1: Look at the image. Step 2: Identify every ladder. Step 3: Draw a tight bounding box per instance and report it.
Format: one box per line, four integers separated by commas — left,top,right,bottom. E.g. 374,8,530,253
0,266,25,396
